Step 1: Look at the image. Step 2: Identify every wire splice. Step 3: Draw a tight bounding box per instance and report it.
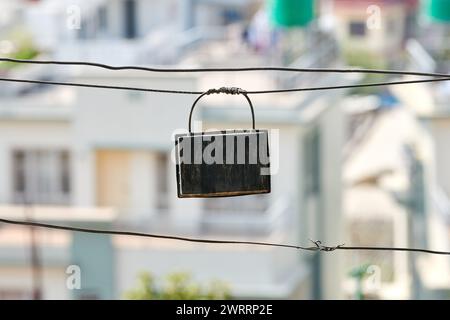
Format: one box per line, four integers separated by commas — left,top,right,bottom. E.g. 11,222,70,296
206,87,247,95
188,87,255,132
310,240,345,252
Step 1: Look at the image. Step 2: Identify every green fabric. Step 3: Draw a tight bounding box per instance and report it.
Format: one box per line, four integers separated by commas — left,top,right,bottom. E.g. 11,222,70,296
269,0,315,27
424,0,450,22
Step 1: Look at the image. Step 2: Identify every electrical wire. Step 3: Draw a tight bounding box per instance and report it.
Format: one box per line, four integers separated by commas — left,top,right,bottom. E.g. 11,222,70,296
1,58,450,95
0,77,202,95
2,57,450,78
1,76,450,95
0,218,314,251
0,218,449,255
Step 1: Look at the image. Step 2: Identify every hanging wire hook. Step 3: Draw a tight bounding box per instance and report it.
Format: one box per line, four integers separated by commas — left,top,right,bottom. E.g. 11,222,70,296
188,87,255,133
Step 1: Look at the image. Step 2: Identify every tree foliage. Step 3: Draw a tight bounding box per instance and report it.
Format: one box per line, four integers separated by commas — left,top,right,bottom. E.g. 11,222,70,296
124,271,231,300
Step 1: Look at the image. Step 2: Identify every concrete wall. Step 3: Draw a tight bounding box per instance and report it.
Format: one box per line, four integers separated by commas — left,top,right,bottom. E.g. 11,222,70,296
0,266,69,299
106,0,179,38
332,1,406,65
318,97,345,300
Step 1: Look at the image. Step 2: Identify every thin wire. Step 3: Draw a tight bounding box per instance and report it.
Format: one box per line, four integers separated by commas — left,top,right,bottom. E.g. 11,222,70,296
2,57,450,78
337,246,450,255
1,76,450,95
0,218,313,251
0,77,202,95
247,77,450,94
0,218,449,255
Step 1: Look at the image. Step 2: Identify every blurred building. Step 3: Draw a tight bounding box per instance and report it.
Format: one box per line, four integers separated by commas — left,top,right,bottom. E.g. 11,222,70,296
22,0,260,65
323,0,419,68
0,0,357,299
395,1,450,295
337,0,450,299
2,0,447,302
405,2,450,299
342,97,429,299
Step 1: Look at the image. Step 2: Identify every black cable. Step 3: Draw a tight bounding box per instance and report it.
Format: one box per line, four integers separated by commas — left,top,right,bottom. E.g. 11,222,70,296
247,77,450,94
1,218,449,255
337,246,450,255
0,77,202,95
0,218,314,251
1,76,450,95
2,57,450,78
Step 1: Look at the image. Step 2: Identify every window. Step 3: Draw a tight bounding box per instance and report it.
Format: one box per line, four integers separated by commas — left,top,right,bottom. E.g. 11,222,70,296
77,20,88,40
349,21,366,37
303,128,321,196
98,5,108,32
12,149,71,205
303,127,322,299
386,18,396,35
13,151,26,194
127,91,144,101
61,151,71,194
124,0,137,39
155,152,168,209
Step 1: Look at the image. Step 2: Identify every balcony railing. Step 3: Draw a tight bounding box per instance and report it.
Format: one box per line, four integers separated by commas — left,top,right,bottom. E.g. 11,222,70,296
113,196,293,238
53,25,228,66
407,37,450,73
276,30,339,90
406,38,450,113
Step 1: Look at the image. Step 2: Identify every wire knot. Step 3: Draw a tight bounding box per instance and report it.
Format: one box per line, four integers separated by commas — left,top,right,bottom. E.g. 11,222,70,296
206,87,246,95
310,240,345,252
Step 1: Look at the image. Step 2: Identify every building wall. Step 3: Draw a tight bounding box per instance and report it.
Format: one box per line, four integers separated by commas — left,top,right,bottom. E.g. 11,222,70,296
429,118,450,196
332,0,406,66
71,233,114,300
0,266,69,300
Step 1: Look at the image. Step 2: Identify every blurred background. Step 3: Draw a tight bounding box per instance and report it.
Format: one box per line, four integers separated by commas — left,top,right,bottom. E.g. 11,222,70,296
0,0,449,300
